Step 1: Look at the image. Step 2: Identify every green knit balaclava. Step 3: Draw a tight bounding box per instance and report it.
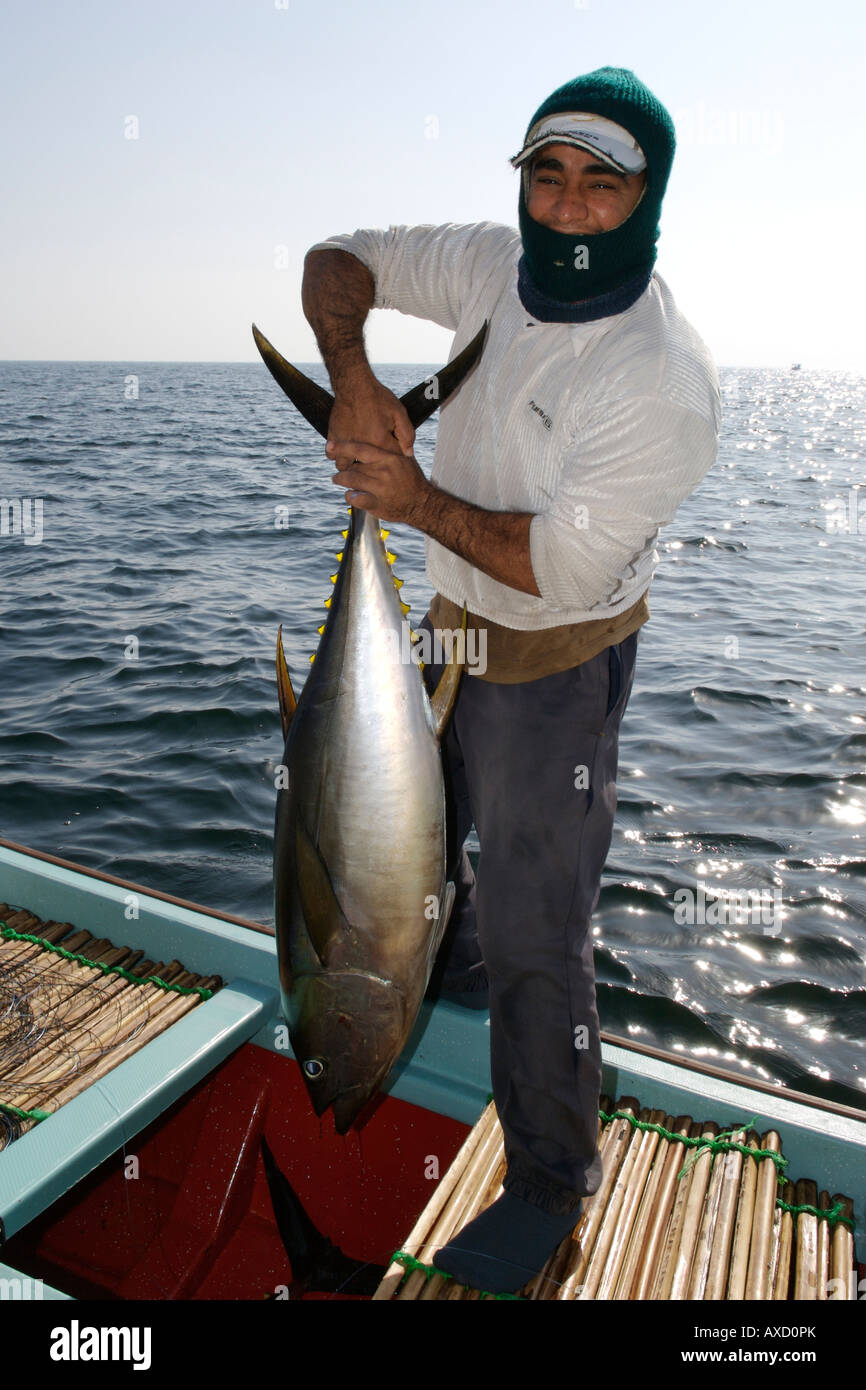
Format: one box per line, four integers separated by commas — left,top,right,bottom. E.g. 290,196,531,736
515,67,676,320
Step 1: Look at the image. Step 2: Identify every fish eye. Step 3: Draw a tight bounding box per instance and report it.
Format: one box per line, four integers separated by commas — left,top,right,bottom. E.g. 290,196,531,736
302,1058,326,1080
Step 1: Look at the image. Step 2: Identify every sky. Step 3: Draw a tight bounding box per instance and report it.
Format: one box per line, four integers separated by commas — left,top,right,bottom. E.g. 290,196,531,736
1,0,865,369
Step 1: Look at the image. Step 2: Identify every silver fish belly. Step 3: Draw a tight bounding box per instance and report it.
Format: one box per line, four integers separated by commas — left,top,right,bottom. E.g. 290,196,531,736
274,508,449,1132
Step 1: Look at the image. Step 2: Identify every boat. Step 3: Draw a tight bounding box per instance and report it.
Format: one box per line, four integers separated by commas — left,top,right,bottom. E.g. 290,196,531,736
1,835,864,1303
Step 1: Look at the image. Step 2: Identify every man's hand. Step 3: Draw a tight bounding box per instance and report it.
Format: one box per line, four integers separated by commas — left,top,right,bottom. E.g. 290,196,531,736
326,437,541,597
327,383,415,466
326,438,431,525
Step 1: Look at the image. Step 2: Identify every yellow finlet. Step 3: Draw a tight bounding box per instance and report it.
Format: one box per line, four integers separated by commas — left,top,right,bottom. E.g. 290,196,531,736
276,625,298,741
341,529,348,539
386,550,396,566
400,601,411,615
324,596,332,609
392,576,404,590
335,551,343,562
317,624,325,635
330,573,338,584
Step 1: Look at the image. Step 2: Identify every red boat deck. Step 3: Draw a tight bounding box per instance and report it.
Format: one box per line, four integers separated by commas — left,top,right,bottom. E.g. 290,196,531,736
3,1042,470,1300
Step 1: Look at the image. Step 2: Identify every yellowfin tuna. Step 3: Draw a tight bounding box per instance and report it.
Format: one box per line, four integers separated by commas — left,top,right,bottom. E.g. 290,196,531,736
253,324,486,1132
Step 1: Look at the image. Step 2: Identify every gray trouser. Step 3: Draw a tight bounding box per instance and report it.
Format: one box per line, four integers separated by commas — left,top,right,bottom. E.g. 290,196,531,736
420,619,639,1215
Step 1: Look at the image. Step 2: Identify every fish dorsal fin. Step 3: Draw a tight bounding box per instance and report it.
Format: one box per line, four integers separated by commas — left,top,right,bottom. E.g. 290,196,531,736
276,626,297,740
429,604,467,739
295,817,351,966
251,321,488,438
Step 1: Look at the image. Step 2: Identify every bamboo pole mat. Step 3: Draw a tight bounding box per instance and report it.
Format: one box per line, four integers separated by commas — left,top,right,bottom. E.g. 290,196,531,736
375,1096,859,1301
0,903,221,1151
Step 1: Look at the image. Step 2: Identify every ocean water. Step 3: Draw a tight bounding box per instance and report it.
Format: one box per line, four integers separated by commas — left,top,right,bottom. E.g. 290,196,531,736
1,360,864,1112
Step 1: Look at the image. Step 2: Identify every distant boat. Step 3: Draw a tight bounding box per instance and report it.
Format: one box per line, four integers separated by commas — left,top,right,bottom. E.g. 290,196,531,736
790,362,802,371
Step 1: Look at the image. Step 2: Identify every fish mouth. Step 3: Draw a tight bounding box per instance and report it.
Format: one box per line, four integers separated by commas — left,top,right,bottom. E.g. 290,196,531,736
300,1066,378,1131
304,1065,388,1135
331,1086,379,1135
291,970,408,1131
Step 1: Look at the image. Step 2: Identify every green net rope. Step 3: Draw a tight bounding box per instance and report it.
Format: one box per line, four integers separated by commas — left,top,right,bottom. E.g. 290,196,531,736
776,1197,854,1229
389,1250,525,1300
598,1106,855,1230
598,1107,788,1177
0,922,214,999
0,1100,51,1122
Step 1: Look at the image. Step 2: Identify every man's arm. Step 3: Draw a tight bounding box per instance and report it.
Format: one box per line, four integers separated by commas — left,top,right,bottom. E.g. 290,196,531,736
302,249,415,454
409,488,540,597
301,249,375,391
304,243,541,595
325,438,541,597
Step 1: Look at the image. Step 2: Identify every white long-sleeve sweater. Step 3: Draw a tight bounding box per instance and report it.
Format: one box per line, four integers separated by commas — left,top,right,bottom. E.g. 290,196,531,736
311,221,721,630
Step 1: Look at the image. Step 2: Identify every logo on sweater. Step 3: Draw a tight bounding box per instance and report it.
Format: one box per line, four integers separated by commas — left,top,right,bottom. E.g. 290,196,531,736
528,399,552,431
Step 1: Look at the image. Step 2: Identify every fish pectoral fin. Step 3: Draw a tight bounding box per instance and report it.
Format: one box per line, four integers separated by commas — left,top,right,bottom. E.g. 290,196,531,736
295,816,351,965
440,880,456,933
429,604,467,739
424,881,455,976
276,626,298,740
435,881,456,955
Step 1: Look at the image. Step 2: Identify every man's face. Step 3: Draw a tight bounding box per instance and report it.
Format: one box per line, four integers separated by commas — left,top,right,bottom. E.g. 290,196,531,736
526,143,646,235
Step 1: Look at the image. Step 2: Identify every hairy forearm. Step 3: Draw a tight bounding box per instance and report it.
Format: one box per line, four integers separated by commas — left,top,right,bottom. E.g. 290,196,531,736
326,436,541,597
301,249,376,390
410,482,540,597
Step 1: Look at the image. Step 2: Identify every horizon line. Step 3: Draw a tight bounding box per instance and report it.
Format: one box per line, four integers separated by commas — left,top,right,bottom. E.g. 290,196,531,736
2,359,862,374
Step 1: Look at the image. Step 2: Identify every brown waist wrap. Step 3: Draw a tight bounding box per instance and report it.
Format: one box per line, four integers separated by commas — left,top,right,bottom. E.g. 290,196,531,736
425,589,650,684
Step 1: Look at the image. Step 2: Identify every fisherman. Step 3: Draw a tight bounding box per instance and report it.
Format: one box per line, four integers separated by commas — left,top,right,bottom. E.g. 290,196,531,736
301,66,720,1293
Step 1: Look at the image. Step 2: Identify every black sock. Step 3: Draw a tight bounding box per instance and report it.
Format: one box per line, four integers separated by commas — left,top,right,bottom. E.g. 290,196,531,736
433,1190,580,1295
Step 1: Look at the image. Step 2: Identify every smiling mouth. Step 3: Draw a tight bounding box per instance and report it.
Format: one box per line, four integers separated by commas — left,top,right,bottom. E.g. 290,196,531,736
537,215,599,234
